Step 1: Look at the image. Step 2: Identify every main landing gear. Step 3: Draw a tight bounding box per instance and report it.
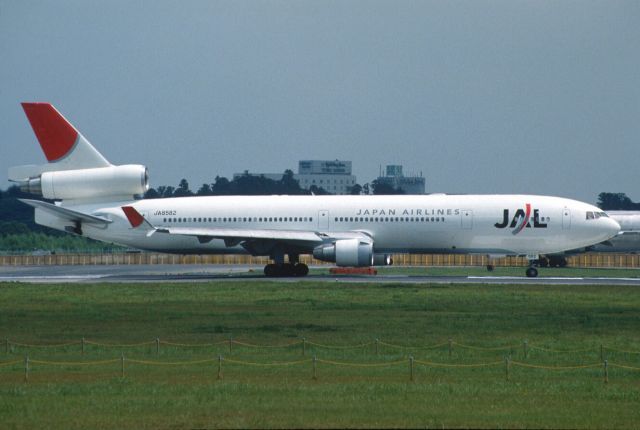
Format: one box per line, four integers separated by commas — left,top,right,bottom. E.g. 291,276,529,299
263,251,309,277
264,263,309,277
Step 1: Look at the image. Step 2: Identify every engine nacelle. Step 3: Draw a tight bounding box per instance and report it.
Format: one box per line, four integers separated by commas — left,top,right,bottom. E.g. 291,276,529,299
373,254,393,266
313,239,374,267
19,165,149,200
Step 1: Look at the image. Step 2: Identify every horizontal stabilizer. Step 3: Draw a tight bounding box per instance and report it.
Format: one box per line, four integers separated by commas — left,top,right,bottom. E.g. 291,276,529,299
19,199,112,225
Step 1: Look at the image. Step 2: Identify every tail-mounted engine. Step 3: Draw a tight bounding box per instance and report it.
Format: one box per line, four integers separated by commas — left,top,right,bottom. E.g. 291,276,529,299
17,165,149,200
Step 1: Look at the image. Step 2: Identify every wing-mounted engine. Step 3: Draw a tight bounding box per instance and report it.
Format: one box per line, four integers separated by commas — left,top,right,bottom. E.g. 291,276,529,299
313,239,374,267
17,165,149,201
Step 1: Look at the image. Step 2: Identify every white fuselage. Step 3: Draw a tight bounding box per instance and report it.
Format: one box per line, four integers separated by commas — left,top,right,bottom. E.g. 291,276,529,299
44,194,620,257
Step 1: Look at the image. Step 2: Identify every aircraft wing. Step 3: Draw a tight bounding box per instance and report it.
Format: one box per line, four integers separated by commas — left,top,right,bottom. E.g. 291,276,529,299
20,198,112,225
155,226,325,246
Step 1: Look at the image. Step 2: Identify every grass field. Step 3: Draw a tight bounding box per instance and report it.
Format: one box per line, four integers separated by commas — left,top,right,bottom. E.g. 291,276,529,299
1,280,639,429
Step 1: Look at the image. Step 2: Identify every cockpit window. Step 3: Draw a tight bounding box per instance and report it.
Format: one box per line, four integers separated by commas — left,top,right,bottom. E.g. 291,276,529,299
586,211,609,220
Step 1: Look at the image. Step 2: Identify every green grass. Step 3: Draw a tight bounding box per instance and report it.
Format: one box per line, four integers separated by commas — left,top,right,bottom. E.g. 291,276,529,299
0,281,639,429
325,265,640,278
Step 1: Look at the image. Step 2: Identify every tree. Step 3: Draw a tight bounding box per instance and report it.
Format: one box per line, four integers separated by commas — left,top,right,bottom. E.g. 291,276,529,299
348,184,363,195
308,185,331,195
196,183,213,196
173,179,193,197
597,192,639,210
371,179,405,195
161,186,175,198
279,169,304,195
212,176,232,195
144,187,160,199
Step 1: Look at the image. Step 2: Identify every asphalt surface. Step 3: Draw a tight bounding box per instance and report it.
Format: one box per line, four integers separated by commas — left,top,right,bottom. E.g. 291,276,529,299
1,264,640,285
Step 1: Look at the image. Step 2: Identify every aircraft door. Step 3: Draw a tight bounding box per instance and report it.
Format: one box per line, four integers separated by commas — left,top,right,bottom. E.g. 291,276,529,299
461,210,473,230
562,208,571,229
318,210,329,230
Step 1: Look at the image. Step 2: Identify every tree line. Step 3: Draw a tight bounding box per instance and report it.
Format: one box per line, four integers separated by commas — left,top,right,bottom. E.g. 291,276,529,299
143,170,404,198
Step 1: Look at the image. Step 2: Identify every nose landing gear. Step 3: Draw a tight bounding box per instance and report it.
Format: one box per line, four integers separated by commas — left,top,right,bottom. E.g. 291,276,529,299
525,266,538,278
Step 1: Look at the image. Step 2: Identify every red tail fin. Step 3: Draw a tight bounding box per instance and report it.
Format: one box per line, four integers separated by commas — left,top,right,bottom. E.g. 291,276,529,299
21,103,79,162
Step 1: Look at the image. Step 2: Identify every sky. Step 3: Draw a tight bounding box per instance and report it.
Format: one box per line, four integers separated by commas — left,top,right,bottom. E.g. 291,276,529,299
1,0,638,204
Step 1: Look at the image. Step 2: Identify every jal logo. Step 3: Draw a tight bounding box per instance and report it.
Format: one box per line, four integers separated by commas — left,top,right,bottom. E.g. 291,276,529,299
495,203,548,235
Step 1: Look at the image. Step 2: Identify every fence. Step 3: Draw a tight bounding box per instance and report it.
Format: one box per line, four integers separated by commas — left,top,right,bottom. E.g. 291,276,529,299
2,252,640,268
2,337,639,383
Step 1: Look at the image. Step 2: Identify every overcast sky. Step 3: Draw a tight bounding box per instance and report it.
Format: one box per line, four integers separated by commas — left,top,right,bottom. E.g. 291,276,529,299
1,0,638,203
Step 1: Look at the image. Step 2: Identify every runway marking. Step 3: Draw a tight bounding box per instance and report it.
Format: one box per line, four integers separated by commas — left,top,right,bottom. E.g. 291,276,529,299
0,275,106,281
468,276,585,280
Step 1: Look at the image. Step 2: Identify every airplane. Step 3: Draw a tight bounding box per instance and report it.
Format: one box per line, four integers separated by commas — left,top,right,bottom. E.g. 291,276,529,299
8,102,620,278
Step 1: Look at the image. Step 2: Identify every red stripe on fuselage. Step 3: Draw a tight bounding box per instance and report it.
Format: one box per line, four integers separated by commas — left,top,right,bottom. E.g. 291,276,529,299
21,103,78,162
512,203,532,235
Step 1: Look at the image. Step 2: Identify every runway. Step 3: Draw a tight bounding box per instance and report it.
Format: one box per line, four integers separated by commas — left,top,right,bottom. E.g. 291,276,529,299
1,264,640,285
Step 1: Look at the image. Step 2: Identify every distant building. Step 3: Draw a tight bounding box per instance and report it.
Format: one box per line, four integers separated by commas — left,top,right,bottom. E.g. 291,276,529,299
233,160,357,194
376,165,425,194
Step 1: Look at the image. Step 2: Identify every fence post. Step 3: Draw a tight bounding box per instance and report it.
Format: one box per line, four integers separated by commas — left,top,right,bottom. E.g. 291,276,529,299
312,355,317,380
505,356,510,381
156,337,160,355
375,338,379,355
121,354,125,378
82,337,85,355
24,354,29,383
409,356,414,382
523,340,528,359
302,337,306,356
217,355,223,380
604,360,608,384
448,338,453,358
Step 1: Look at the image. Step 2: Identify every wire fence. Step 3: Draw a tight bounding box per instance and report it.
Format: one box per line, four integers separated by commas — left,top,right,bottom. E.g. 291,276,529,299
4,337,640,356
2,336,639,383
3,354,639,384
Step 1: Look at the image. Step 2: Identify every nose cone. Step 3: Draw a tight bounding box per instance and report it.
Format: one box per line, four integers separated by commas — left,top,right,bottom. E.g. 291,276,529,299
604,217,621,240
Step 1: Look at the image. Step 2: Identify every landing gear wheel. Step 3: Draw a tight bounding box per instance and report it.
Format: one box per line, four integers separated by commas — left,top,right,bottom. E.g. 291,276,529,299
281,263,295,277
525,267,538,278
294,263,309,277
486,264,494,272
264,264,278,277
